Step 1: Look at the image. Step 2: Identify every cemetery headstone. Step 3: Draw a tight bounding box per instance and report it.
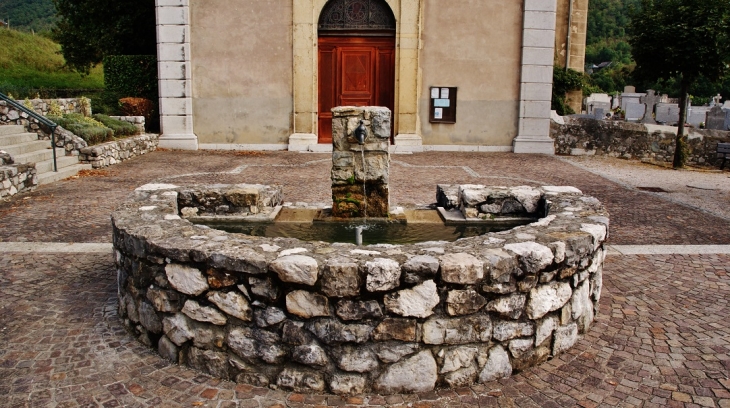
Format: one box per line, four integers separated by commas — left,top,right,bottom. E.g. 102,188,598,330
593,108,605,120
585,93,611,116
655,103,680,125
640,90,658,124
621,93,645,112
625,103,646,121
612,93,620,109
705,106,726,130
624,85,636,93
688,106,710,126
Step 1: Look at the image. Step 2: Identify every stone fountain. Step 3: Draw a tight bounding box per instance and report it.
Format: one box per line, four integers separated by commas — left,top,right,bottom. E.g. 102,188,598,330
330,106,391,218
111,107,609,394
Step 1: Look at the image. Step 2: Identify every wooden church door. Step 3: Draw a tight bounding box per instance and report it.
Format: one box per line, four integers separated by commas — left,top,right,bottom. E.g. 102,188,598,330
318,37,395,144
317,0,397,144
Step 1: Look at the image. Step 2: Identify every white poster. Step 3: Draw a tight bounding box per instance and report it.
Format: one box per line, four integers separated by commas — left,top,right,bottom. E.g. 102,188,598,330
431,88,440,99
441,88,449,99
434,108,443,119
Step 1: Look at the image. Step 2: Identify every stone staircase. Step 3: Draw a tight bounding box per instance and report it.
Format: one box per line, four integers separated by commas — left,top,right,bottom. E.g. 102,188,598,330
0,124,91,185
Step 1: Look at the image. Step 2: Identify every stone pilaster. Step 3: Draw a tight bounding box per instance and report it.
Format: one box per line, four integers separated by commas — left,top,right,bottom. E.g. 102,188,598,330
156,0,198,150
513,0,557,154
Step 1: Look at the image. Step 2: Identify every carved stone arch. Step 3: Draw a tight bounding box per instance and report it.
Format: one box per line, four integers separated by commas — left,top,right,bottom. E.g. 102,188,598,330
318,0,396,32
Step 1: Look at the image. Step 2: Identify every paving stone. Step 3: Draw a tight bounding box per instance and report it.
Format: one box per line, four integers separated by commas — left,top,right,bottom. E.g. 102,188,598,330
1,150,730,406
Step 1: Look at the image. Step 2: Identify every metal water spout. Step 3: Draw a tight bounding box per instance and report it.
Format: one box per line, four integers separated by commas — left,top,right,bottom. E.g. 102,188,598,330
354,120,367,145
355,225,364,246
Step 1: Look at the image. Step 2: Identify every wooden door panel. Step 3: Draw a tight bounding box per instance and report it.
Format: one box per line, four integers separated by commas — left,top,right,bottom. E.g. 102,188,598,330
341,51,372,94
318,36,395,144
318,45,337,144
375,47,395,115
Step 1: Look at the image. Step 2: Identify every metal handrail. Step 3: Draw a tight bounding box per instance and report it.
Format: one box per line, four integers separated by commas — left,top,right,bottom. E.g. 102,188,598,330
0,91,58,172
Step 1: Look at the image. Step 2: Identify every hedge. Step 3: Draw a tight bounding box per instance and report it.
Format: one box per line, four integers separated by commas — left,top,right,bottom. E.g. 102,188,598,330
102,55,160,131
103,55,158,101
93,114,140,137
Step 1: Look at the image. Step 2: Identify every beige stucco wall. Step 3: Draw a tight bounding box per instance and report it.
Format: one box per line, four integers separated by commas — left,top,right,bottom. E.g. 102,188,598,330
419,0,523,146
190,0,293,145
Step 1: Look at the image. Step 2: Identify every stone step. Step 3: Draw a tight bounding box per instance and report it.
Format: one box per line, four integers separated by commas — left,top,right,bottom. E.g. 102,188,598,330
35,155,82,174
37,163,93,185
1,140,52,156
0,132,39,147
0,125,26,136
12,147,65,165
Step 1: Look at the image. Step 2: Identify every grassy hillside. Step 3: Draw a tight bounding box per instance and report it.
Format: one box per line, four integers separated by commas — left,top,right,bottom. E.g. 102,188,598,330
0,0,57,33
0,28,103,97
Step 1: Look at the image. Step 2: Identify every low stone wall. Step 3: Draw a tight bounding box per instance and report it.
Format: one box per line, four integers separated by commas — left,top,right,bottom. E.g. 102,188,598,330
551,117,730,166
0,163,37,201
113,183,608,395
79,134,159,169
110,116,146,133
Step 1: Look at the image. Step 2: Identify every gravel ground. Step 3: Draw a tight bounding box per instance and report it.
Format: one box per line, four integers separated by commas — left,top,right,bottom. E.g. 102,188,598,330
561,156,730,220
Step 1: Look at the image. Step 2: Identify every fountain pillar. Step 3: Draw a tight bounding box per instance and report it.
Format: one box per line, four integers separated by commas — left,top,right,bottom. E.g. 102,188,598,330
331,106,391,218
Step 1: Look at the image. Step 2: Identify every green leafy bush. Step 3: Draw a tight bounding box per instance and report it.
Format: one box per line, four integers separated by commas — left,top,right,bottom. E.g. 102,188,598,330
103,55,158,100
48,113,113,145
101,55,159,131
552,67,586,115
92,114,140,136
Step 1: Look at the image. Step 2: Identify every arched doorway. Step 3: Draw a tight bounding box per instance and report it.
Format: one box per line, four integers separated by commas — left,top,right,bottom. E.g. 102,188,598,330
317,0,397,144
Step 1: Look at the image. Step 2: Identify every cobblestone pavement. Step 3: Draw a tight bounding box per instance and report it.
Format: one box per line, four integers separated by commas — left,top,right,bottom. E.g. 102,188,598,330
1,253,728,407
1,151,729,245
1,151,730,407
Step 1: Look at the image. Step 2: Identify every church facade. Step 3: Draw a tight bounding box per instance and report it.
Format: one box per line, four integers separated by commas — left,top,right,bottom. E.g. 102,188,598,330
154,0,587,153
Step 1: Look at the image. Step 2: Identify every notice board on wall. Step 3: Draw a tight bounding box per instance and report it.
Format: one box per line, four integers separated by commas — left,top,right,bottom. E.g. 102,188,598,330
429,87,457,123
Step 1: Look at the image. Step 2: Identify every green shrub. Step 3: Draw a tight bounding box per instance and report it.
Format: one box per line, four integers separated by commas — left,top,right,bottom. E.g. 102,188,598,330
102,55,159,131
93,114,140,136
48,113,114,145
103,55,158,99
552,66,586,115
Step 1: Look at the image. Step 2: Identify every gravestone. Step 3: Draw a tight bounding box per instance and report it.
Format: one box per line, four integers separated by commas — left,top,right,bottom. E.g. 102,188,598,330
621,93,645,112
331,106,391,218
687,106,710,126
612,93,620,109
588,102,611,116
655,103,680,125
723,101,730,110
725,111,730,131
640,90,658,124
625,103,646,121
593,108,605,120
585,93,611,116
624,85,636,93
705,106,727,130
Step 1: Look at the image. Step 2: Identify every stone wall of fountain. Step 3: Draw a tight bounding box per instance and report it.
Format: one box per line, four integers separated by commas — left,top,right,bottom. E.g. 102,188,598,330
331,106,391,218
112,182,608,395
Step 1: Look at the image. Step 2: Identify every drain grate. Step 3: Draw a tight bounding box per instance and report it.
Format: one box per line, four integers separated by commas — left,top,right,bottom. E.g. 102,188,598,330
637,187,668,193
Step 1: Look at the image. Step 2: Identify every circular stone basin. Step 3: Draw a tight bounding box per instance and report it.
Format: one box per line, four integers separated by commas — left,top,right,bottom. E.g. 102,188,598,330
193,212,534,245
112,183,608,395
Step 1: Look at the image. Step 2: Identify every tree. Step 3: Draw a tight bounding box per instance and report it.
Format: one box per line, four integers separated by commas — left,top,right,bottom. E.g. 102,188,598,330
629,0,730,168
52,0,156,74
